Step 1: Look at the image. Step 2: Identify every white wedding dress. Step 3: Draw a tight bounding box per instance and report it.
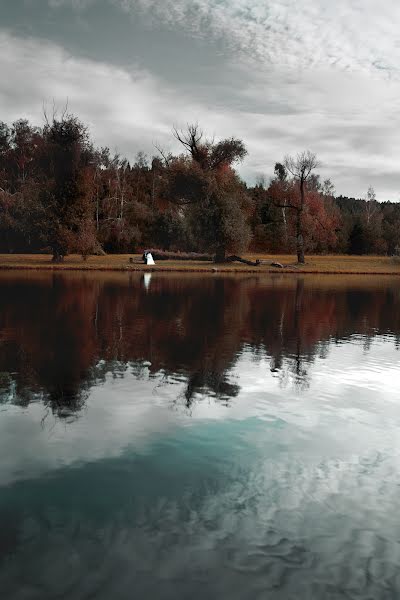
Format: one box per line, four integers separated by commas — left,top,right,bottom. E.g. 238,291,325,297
146,252,155,265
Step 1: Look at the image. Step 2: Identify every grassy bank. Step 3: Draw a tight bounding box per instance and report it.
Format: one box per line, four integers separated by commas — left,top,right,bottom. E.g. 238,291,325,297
1,253,400,274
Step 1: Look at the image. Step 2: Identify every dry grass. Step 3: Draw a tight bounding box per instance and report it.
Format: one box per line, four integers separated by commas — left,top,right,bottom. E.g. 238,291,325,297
1,253,400,275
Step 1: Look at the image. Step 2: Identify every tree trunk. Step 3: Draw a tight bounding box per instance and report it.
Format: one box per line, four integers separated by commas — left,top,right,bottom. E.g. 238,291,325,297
281,203,288,245
214,245,226,263
297,179,305,264
296,209,305,264
151,171,156,207
52,250,64,263
96,196,99,231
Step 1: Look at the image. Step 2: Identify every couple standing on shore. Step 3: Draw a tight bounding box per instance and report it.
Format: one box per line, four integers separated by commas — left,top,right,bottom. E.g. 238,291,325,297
142,251,155,265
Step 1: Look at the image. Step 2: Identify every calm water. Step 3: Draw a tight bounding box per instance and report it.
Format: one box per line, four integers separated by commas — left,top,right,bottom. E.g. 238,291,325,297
1,271,400,599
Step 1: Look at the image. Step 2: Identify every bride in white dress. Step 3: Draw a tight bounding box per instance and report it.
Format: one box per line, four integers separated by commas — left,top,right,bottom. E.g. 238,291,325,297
145,252,155,265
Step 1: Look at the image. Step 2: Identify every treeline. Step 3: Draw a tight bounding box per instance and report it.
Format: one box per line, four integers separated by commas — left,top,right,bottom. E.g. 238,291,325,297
1,113,400,262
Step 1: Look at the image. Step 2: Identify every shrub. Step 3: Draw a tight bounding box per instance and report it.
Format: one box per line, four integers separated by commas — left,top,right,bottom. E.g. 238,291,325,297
141,249,212,261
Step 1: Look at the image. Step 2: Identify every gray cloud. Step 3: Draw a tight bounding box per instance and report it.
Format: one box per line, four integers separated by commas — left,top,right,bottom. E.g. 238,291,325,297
116,0,400,76
1,1,400,200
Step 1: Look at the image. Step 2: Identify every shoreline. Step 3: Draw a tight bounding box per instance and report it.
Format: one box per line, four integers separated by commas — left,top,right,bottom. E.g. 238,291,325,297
1,254,400,275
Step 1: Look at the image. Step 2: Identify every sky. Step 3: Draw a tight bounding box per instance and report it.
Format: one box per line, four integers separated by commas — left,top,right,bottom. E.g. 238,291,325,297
1,0,400,200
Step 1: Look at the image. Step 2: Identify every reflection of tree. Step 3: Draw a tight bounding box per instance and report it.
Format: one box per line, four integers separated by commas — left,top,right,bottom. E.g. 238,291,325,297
1,272,400,416
182,370,240,408
275,279,311,390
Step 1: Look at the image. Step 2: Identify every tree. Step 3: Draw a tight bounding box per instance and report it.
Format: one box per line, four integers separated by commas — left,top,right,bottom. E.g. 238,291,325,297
65,218,99,260
163,124,250,261
355,186,386,254
348,222,367,254
0,120,47,252
302,189,340,252
151,209,189,250
268,153,338,258
321,178,335,199
273,162,289,246
3,110,400,259
187,169,252,260
250,176,288,253
273,151,320,263
41,112,94,261
382,202,400,254
172,123,247,171
364,185,378,225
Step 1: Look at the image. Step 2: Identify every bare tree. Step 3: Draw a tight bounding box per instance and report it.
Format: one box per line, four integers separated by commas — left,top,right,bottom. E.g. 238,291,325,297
321,178,335,199
168,123,249,261
173,123,247,171
274,162,288,244
173,123,205,166
255,174,267,188
364,185,378,225
153,143,172,167
278,151,320,264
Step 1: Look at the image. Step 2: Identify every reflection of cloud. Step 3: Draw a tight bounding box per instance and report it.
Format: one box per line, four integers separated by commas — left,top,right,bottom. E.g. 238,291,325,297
1,337,399,488
2,364,400,597
0,372,184,486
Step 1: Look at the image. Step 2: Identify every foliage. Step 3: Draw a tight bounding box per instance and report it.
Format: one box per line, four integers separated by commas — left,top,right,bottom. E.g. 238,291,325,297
0,114,399,259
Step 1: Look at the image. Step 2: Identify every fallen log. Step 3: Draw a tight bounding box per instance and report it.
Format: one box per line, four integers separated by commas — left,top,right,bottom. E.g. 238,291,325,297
224,255,260,266
258,260,286,268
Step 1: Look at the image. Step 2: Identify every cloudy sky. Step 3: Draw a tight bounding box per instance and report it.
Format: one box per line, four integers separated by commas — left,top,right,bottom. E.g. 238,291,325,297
1,0,400,199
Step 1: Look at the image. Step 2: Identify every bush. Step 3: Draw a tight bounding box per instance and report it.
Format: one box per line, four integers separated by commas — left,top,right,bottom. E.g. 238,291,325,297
141,249,212,261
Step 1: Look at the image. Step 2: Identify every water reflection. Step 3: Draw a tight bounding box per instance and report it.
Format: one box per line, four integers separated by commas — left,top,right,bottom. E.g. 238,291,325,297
1,272,400,599
0,272,399,415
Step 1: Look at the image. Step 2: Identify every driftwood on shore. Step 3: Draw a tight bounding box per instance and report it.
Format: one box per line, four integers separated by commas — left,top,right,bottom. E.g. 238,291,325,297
270,261,284,268
224,257,290,268
224,255,260,266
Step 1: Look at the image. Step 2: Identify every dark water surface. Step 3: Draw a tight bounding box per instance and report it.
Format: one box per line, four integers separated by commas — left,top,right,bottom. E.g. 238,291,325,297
1,271,400,599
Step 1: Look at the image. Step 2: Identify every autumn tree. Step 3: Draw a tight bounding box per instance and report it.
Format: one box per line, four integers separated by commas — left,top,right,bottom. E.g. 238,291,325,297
267,155,340,257
186,168,252,259
0,119,46,252
271,151,320,263
250,171,288,253
302,188,340,252
162,124,250,261
2,111,400,258
381,202,400,254
40,112,94,261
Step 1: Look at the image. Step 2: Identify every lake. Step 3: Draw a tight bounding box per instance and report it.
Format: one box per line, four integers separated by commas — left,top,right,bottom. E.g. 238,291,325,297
1,271,400,599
